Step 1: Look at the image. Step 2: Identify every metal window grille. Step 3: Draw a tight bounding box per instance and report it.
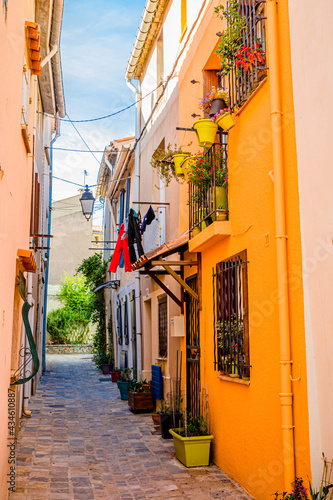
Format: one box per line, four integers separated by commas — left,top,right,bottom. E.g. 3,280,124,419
158,299,167,357
189,137,228,236
220,0,267,110
213,251,250,378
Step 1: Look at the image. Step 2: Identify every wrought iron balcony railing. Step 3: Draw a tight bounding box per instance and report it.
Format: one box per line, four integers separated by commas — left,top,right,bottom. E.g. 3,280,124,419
220,0,268,110
189,136,228,237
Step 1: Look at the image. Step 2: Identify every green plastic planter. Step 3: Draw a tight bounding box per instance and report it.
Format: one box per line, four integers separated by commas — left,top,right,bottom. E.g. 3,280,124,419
169,429,214,467
117,380,132,400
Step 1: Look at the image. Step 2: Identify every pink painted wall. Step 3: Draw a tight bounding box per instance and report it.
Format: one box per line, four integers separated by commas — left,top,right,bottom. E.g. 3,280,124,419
0,2,36,498
288,0,333,486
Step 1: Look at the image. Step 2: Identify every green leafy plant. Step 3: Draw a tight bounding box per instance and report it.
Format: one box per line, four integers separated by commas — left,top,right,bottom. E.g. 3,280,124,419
119,367,134,382
178,413,208,437
46,308,74,344
273,477,333,500
185,147,227,189
215,0,246,76
76,253,108,366
150,143,191,186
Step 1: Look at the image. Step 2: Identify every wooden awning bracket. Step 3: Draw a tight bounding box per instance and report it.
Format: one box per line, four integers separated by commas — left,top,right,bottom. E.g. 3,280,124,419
161,264,199,301
149,272,182,309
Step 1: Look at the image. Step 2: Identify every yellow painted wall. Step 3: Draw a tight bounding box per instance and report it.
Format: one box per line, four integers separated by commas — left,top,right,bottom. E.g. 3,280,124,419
178,1,311,498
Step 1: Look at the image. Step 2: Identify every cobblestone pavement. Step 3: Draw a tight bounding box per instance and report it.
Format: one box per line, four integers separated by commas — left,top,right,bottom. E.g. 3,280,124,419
9,354,252,500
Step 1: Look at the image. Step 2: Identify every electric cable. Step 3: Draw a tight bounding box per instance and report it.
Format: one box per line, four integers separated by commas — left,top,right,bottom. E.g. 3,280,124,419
58,82,162,123
66,113,100,165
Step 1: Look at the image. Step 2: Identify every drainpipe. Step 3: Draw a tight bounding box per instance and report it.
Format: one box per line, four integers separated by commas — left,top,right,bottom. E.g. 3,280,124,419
266,0,295,490
126,77,143,376
23,273,34,417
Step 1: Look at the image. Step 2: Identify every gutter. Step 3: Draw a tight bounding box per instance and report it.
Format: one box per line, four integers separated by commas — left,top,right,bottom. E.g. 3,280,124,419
125,0,159,81
50,0,65,118
266,0,295,489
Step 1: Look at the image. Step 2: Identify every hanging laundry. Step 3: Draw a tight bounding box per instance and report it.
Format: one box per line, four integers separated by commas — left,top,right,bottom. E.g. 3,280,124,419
140,205,155,234
109,223,132,273
128,209,144,264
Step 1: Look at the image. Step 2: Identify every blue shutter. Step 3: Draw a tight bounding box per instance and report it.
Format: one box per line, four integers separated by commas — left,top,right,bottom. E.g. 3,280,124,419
119,189,125,225
125,176,131,218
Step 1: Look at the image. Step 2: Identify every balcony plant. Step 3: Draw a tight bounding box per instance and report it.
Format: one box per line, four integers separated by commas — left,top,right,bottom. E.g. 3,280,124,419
169,413,214,467
235,42,266,71
128,381,155,413
215,0,246,76
199,87,229,117
212,108,236,131
117,367,135,400
150,143,191,184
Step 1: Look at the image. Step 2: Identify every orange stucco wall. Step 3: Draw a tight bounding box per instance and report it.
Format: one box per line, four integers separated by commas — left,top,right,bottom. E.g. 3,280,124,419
178,1,311,498
0,3,35,498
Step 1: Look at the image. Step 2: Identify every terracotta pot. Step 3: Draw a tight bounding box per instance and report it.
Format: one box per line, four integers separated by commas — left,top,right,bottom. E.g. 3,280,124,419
101,363,113,375
209,98,227,117
111,370,121,383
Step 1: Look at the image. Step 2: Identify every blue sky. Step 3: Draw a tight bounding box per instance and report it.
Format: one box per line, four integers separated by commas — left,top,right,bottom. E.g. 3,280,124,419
52,0,145,222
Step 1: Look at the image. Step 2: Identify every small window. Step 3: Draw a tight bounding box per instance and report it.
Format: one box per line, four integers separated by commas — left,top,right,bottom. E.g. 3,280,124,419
22,57,31,130
214,251,250,379
180,0,187,42
118,189,125,225
158,298,167,357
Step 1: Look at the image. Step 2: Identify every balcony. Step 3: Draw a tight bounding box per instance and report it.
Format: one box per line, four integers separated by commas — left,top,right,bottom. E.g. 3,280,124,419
189,138,232,251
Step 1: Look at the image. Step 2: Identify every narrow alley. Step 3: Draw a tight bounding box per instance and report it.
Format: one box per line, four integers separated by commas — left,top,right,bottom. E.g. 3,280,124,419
9,354,252,500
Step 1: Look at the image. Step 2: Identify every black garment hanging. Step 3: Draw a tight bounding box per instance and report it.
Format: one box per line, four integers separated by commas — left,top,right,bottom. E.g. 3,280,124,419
140,205,155,234
128,209,144,264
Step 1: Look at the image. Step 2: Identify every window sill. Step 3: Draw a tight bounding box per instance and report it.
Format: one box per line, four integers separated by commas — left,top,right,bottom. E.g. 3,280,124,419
234,77,267,117
189,221,232,253
218,375,250,386
156,357,167,362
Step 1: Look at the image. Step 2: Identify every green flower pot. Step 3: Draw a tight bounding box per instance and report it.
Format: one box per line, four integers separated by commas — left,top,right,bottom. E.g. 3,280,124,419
169,428,214,467
117,380,132,400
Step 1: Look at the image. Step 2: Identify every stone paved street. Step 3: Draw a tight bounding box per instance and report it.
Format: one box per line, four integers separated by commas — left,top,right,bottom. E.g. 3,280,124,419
9,355,252,500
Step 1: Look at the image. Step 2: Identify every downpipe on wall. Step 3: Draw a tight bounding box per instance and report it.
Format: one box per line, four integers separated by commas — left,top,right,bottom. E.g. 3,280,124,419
266,0,295,489
126,78,143,376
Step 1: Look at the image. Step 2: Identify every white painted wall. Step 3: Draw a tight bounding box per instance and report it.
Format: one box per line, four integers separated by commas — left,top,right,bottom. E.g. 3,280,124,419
288,0,333,486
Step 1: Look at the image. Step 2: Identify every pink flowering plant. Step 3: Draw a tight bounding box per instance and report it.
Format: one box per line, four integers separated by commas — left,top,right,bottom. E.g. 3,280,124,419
273,476,333,500
210,108,231,122
185,146,228,188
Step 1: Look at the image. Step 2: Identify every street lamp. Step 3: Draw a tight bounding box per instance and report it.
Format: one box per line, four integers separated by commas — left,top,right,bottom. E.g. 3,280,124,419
79,185,95,221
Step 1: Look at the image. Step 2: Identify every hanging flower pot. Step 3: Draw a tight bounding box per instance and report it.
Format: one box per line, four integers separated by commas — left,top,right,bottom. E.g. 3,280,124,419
181,156,196,182
209,98,227,117
193,119,218,148
215,111,236,131
172,154,188,177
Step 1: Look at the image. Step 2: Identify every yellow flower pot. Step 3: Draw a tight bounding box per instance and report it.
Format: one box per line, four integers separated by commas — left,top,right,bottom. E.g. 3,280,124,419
181,156,196,182
173,154,188,177
169,428,214,467
193,119,218,148
215,111,236,131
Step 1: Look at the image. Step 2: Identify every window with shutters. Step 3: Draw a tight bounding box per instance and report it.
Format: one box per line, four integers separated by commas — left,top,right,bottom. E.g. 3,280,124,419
158,298,167,357
213,251,250,379
118,189,125,225
123,296,129,345
117,299,123,345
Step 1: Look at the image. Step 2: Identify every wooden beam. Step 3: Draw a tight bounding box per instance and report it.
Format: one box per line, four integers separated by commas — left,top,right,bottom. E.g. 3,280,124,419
151,260,198,267
149,273,182,308
139,270,181,275
162,265,199,301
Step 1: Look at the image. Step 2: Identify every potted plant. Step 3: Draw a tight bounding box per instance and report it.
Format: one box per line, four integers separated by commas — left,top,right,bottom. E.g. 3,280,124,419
215,0,246,77
169,413,214,467
117,367,135,400
212,108,236,131
159,400,183,439
111,367,121,382
199,87,229,117
128,381,155,413
150,143,191,184
235,42,266,72
193,119,218,148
